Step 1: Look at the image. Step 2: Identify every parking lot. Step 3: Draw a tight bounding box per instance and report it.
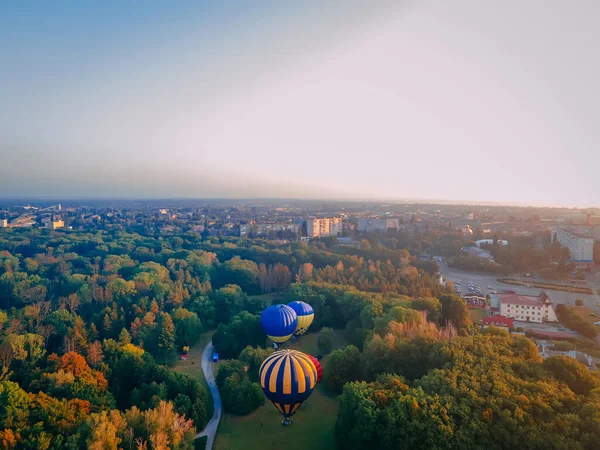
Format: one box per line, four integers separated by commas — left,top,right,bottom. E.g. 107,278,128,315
440,266,600,313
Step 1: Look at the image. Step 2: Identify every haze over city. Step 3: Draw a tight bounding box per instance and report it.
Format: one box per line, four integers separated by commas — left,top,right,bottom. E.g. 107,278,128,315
3,3,600,448
2,1,599,206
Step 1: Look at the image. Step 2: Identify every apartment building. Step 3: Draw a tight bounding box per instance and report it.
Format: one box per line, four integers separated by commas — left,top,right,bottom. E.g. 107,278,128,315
357,218,399,232
551,227,594,263
45,219,65,230
306,217,342,237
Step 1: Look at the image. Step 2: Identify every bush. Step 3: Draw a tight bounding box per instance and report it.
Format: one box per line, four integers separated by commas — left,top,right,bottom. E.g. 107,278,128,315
555,305,598,339
575,299,584,307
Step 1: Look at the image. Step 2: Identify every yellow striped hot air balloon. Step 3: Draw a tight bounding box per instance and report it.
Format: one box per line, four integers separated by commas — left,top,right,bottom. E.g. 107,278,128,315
258,349,318,425
287,301,314,336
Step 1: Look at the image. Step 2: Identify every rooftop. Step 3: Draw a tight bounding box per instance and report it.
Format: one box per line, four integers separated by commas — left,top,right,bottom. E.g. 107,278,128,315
483,315,514,328
498,294,542,307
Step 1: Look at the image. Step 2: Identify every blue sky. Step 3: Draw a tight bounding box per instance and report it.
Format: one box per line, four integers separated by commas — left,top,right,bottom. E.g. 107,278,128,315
1,1,599,207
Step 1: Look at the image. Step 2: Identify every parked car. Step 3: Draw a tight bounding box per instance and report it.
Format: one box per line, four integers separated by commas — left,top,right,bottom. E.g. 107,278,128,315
212,353,219,363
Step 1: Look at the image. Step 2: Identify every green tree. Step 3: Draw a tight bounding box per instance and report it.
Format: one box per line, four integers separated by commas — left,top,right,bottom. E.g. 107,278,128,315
171,308,203,348
238,346,274,382
117,328,131,345
156,313,176,363
438,294,471,333
318,327,335,355
221,372,263,415
0,381,30,432
212,285,246,325
213,312,263,359
543,355,600,395
324,345,362,393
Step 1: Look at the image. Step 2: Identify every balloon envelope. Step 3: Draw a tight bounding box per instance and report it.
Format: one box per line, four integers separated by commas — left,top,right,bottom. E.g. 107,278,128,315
287,301,314,336
259,349,318,419
307,354,322,383
260,304,298,343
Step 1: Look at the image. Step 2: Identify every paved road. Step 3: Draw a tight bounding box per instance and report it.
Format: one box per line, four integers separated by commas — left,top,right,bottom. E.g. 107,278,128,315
196,340,222,450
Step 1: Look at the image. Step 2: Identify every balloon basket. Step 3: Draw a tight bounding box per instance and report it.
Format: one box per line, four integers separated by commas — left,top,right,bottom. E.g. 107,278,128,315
282,418,292,426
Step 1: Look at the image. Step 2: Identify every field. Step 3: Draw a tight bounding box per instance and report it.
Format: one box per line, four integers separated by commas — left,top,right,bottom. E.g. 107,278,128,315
214,329,348,450
172,331,215,418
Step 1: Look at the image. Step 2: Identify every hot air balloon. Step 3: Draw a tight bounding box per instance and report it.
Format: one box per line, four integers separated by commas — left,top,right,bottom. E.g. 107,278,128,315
287,301,314,336
307,354,322,383
259,349,318,425
260,304,298,344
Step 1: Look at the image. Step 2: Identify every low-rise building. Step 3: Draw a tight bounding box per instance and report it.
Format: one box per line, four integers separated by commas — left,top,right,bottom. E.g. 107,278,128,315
462,295,486,308
482,315,514,329
498,291,558,323
476,239,508,247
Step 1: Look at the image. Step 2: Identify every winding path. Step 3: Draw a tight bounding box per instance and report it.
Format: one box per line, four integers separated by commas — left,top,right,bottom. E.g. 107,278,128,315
195,340,222,450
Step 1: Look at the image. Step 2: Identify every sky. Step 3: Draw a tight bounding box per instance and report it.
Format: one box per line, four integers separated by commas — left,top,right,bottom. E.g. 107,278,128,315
1,0,599,207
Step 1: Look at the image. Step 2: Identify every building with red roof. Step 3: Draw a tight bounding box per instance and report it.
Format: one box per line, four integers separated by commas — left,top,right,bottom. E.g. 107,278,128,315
498,290,558,323
482,315,514,328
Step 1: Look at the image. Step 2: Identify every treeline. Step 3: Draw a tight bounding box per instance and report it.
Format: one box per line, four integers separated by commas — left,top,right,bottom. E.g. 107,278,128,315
2,228,599,449
0,227,452,448
453,237,576,279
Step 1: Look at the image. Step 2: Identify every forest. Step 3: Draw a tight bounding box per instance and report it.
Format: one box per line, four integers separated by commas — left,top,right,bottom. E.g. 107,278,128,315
1,228,599,449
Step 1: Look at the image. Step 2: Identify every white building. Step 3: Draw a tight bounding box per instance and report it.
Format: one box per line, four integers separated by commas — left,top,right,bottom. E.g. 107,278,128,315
0,219,7,228
498,291,558,323
551,227,594,263
357,218,399,232
306,218,342,237
476,239,508,248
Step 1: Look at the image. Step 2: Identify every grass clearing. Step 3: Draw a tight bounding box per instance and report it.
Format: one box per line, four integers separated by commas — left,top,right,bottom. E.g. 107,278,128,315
469,309,487,324
172,330,215,418
214,330,348,450
249,293,284,303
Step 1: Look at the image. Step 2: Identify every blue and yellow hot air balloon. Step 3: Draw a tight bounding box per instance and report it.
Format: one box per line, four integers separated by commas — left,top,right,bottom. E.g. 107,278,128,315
260,304,298,343
287,301,314,336
259,349,318,424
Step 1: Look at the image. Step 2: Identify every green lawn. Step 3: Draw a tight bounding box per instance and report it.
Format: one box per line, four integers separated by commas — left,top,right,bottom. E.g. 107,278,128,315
469,309,488,324
172,331,215,418
214,330,348,450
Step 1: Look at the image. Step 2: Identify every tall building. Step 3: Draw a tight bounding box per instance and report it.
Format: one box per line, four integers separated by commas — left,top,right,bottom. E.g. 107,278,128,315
306,218,342,237
45,219,65,230
551,227,594,263
0,219,7,228
357,218,399,232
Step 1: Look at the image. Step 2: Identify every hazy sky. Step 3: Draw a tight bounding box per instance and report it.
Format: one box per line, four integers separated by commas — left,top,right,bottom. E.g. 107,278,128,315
1,1,599,207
